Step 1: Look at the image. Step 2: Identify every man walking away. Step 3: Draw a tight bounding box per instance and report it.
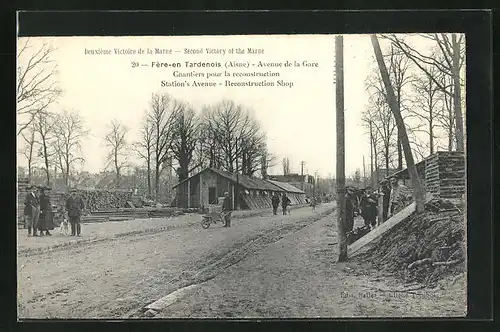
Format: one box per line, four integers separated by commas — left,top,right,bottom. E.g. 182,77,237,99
360,187,378,230
282,193,291,215
221,191,232,227
38,186,55,236
66,188,85,236
271,192,280,215
24,185,40,237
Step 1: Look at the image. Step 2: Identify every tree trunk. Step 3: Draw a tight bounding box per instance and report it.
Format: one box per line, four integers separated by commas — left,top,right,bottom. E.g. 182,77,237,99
147,157,152,197
452,34,465,152
397,137,403,170
370,122,374,187
155,162,161,202
429,110,434,155
371,35,425,213
396,90,403,170
335,35,348,262
385,147,390,176
42,140,50,186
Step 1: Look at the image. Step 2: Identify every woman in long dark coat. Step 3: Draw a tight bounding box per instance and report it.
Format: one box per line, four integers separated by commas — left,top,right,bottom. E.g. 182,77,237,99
38,187,55,236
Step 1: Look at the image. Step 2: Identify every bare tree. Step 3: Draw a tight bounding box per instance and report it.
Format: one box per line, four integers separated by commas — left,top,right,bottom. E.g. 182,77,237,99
387,45,414,170
384,33,465,152
149,93,182,201
104,119,129,187
363,90,398,175
171,103,199,182
133,111,155,197
436,72,456,151
17,38,61,136
371,34,425,213
282,157,291,175
19,122,39,182
52,110,89,188
408,64,444,155
34,111,57,186
202,100,265,176
260,148,276,179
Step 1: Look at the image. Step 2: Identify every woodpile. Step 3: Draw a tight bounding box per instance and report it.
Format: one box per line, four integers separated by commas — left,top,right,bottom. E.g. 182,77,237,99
49,189,133,215
425,151,465,199
17,178,30,227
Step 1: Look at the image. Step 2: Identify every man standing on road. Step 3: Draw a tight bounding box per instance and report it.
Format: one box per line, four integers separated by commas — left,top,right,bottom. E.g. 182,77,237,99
271,192,280,215
281,193,291,215
38,186,55,236
24,185,40,237
222,191,232,227
66,188,85,236
360,187,378,230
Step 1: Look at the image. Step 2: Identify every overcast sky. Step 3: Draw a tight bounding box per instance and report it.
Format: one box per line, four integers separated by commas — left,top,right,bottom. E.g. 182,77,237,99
17,34,440,178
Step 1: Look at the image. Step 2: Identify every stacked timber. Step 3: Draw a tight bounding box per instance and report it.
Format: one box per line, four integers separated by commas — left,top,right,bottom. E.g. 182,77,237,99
17,178,30,227
51,189,133,214
425,153,440,196
437,151,465,199
425,151,466,199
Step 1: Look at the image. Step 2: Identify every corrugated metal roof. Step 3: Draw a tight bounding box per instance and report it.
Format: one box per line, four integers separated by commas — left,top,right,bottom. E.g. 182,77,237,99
209,168,282,191
265,180,305,194
172,167,284,192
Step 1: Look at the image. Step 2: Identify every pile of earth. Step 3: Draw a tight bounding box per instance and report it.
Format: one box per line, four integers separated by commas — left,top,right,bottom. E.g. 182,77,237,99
357,198,466,287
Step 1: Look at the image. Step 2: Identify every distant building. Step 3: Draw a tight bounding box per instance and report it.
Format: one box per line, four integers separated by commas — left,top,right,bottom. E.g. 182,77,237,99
172,168,306,210
268,174,315,197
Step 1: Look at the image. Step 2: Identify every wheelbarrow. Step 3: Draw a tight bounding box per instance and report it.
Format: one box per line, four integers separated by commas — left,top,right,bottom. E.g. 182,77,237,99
201,211,231,229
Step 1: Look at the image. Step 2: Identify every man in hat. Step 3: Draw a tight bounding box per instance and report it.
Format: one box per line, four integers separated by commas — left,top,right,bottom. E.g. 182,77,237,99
281,193,291,215
38,186,55,236
221,191,232,227
23,185,40,236
271,192,280,215
344,186,356,233
360,186,378,229
389,177,410,216
66,188,85,236
379,179,391,222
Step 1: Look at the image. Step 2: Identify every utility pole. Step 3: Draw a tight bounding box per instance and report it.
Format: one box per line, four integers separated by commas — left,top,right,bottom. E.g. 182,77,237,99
335,35,347,262
300,161,305,191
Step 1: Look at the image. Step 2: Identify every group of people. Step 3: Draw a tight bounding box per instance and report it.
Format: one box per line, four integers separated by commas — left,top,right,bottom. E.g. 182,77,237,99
219,191,292,228
23,186,86,237
271,192,292,216
344,176,411,233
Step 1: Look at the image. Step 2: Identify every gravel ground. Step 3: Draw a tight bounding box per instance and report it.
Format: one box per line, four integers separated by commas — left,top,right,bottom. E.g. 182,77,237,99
18,202,465,319
154,214,466,318
17,204,334,319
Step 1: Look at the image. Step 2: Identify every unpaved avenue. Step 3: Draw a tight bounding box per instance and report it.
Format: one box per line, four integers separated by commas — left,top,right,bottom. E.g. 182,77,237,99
17,204,335,319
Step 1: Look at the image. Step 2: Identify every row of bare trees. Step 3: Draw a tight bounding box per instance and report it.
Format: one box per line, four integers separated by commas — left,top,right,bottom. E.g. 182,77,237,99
19,110,89,187
118,94,275,203
362,34,465,179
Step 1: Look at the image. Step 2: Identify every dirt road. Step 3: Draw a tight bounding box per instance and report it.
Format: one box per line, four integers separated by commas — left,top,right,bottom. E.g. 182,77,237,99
157,214,466,318
18,202,465,319
17,203,335,319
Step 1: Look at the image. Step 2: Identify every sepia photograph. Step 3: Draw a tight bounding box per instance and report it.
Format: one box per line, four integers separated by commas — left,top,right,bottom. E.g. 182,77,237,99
16,32,467,319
